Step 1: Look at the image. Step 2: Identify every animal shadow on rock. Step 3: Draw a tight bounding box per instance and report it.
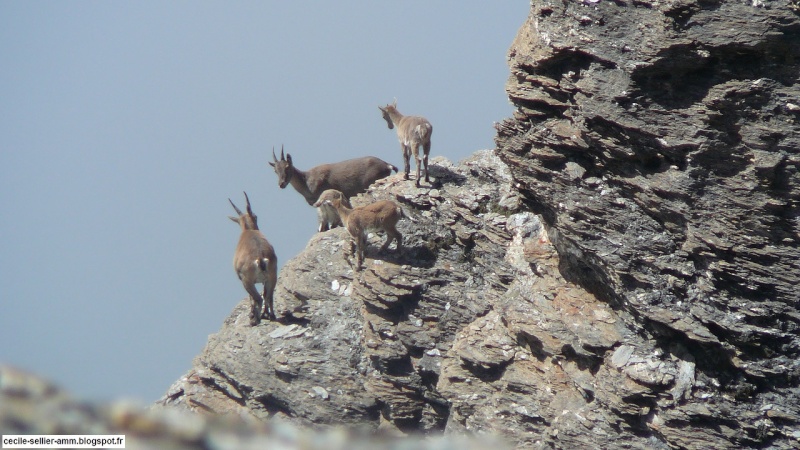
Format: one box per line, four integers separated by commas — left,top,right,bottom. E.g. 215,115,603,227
338,238,436,271
426,164,467,187
365,240,437,269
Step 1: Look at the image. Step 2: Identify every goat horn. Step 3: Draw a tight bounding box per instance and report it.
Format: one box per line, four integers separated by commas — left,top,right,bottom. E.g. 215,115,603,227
243,191,252,213
281,144,285,161
272,146,278,162
229,198,243,216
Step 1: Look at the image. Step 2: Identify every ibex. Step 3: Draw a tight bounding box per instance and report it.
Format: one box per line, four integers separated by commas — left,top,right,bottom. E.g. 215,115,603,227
318,192,353,232
268,146,398,231
314,189,406,271
229,192,277,325
378,100,433,187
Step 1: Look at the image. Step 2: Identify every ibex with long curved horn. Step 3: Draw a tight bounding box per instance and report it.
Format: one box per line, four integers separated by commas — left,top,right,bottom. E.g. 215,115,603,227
378,100,433,187
269,145,398,231
229,192,277,325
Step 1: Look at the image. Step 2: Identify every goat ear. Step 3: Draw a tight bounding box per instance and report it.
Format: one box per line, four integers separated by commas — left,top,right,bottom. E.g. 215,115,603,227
286,153,292,164
392,98,397,107
229,216,240,224
268,161,275,168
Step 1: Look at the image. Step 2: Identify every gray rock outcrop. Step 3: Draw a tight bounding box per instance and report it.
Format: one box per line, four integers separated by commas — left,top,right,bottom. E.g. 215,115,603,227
159,152,533,437
161,1,800,448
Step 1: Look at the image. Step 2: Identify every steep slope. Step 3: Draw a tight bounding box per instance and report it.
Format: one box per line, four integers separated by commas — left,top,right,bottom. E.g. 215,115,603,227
491,0,800,448
159,152,532,434
160,151,644,447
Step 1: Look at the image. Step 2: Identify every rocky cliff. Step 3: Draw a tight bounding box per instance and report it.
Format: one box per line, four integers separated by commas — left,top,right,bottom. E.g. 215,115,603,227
153,1,799,448
4,2,798,448
6,1,798,449
492,0,800,448
155,2,800,448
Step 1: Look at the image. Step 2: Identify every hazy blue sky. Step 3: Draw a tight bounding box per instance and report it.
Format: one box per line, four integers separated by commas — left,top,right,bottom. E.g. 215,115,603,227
0,1,529,402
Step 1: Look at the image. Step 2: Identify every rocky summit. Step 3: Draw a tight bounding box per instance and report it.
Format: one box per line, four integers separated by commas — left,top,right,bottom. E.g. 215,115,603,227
158,151,532,433
161,150,644,446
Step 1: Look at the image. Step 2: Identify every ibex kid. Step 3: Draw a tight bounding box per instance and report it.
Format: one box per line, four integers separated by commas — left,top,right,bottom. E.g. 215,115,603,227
378,100,433,187
314,189,407,271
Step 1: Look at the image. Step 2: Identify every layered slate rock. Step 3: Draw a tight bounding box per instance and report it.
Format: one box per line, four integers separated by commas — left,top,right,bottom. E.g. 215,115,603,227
493,0,800,448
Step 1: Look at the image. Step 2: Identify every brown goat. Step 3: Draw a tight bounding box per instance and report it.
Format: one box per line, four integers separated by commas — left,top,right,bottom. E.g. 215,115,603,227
379,100,433,187
269,146,398,231
314,189,406,271
229,192,278,325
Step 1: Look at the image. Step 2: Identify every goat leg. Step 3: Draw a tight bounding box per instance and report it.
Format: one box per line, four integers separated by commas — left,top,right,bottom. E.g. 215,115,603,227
403,145,411,180
243,284,264,326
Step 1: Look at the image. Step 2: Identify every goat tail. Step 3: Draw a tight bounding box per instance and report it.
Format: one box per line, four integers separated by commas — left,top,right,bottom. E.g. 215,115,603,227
255,257,270,271
388,163,399,173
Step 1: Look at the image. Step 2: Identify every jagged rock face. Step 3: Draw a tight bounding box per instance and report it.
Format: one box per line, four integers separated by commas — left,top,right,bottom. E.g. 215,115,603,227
159,152,530,433
159,2,800,448
162,151,635,447
493,0,800,448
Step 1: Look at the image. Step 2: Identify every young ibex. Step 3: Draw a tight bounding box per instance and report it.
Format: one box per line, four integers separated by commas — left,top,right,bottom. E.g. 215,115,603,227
229,192,278,325
268,146,398,231
318,192,353,232
314,189,406,271
378,100,433,187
